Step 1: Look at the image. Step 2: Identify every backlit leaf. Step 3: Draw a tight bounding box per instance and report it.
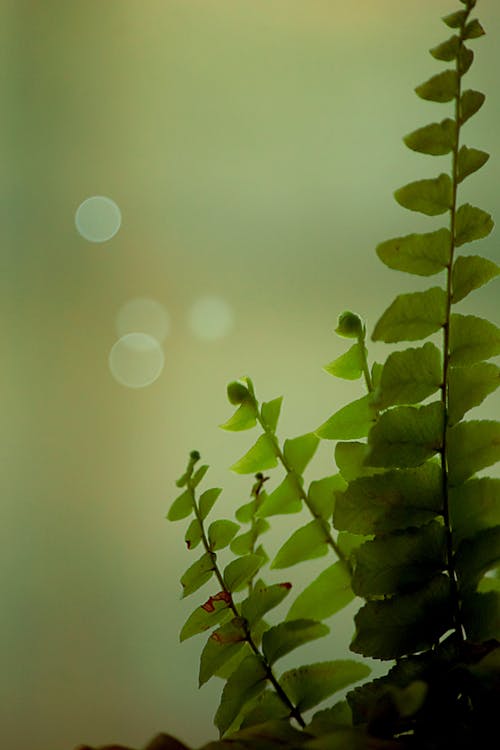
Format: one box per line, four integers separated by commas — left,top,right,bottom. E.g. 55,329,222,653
239,692,290,728
403,119,455,155
230,530,254,556
180,592,232,641
334,462,442,535
449,314,500,365
372,288,446,343
262,619,329,666
284,433,320,475
307,701,353,735
462,591,500,641
199,618,247,686
376,228,450,276
280,660,371,713
455,527,500,594
455,204,494,246
199,487,223,520
214,653,267,735
308,475,346,520
185,518,203,550
231,434,278,474
235,501,255,524
442,10,467,28
223,554,265,594
450,478,500,547
375,342,442,409
191,464,209,488
167,489,193,521
415,70,458,103
464,19,485,39
323,343,364,380
394,173,452,215
208,520,240,551
334,441,382,482
261,397,283,433
240,582,292,628
447,420,500,485
286,562,354,622
451,255,499,303
430,35,460,61
220,401,257,432
448,362,499,425
458,45,474,75
457,146,490,183
460,89,485,124
351,575,452,659
316,395,377,440
271,519,329,569
180,553,215,598
352,521,446,597
365,402,444,468
256,474,302,517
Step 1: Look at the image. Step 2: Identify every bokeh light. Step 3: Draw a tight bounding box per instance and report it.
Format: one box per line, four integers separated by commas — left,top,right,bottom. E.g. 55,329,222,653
75,195,122,242
108,333,165,388
116,297,171,343
188,296,234,341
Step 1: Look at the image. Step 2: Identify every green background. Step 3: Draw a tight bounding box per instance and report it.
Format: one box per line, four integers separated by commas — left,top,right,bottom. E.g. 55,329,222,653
3,1,499,748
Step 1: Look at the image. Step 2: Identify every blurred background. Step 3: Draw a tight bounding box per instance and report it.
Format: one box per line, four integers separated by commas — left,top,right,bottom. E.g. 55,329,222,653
2,1,499,748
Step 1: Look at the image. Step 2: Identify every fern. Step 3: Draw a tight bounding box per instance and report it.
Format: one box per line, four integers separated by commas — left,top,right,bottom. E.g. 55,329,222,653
77,2,500,749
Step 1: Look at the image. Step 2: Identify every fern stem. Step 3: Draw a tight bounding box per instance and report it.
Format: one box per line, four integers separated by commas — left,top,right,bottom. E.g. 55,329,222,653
185,455,306,729
440,11,473,645
358,329,373,394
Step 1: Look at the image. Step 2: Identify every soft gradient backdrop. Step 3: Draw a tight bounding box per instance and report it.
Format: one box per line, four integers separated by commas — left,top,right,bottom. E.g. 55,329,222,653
3,1,499,748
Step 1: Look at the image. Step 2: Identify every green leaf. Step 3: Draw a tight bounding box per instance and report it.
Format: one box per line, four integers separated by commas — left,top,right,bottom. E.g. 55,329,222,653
450,478,500,547
224,554,265,593
230,719,307,745
366,402,444,469
458,45,474,76
334,462,442,535
460,89,485,125
323,343,364,380
199,618,247,686
286,561,354,622
180,591,232,641
452,255,499,303
180,553,215,598
375,342,442,409
261,397,283,433
199,487,223,521
449,314,500,365
230,530,254,556
240,582,292,628
394,173,452,215
308,475,346,520
351,575,452,659
462,591,500,641
271,519,329,569
262,620,329,666
376,228,450,277
308,702,353,735
220,401,257,432
167,489,193,521
464,18,485,39
231,434,278,474
447,420,500,485
456,527,500,594
280,660,371,713
352,522,446,597
191,464,209,488
415,70,458,103
442,10,467,28
403,119,455,155
372,288,446,343
448,362,500,425
430,35,460,61
208,520,240,551
235,501,256,524
316,395,377,440
284,433,320,475
457,146,490,183
214,654,267,736
335,441,382,482
239,692,290,728
455,204,494,246
185,518,203,550
256,474,302,517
